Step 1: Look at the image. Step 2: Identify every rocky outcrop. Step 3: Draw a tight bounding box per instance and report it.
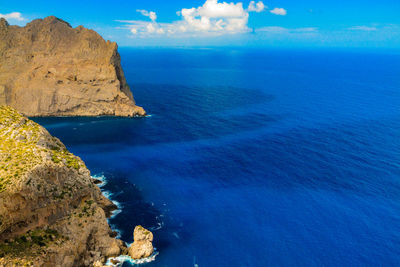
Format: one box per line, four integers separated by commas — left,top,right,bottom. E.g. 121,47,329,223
0,106,126,266
0,16,145,117
128,226,154,259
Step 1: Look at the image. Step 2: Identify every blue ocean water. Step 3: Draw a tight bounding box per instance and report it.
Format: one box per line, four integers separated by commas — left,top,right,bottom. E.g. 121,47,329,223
34,48,400,266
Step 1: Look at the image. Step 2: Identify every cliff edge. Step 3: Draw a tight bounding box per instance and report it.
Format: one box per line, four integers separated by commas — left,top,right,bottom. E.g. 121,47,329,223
0,106,125,266
0,16,145,117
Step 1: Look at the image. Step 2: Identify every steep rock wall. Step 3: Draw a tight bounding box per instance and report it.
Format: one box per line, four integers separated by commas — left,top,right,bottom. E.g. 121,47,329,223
0,16,145,117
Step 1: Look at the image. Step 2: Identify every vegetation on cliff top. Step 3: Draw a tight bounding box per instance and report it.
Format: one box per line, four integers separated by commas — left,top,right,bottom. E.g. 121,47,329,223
0,228,68,266
0,106,84,192
0,228,65,257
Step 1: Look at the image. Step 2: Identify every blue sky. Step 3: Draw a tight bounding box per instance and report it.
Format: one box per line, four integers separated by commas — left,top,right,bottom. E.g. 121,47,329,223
1,0,400,48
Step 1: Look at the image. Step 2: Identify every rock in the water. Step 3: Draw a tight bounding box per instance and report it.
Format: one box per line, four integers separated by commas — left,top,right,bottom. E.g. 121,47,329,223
128,226,154,259
0,16,146,117
110,258,121,265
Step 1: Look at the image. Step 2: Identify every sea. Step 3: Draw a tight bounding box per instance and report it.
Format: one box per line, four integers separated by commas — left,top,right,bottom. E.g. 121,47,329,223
33,48,400,266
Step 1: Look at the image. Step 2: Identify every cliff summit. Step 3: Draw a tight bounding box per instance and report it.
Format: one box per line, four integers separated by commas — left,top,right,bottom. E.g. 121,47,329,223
0,16,145,117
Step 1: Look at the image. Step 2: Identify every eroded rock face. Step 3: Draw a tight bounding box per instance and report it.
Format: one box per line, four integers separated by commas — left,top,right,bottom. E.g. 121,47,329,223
0,16,145,117
128,226,154,259
0,106,125,266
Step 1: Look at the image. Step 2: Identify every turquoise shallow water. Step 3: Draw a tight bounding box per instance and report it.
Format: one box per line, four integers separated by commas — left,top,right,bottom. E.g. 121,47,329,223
34,48,400,266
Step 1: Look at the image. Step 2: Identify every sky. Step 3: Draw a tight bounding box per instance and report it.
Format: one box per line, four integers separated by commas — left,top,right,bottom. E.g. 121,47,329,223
1,0,400,48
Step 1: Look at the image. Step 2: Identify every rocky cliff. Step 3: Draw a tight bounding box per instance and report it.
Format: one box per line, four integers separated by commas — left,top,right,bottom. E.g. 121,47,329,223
0,106,125,266
0,16,145,117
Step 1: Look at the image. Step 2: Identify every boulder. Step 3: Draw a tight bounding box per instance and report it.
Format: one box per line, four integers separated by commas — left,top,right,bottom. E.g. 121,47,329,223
128,226,154,259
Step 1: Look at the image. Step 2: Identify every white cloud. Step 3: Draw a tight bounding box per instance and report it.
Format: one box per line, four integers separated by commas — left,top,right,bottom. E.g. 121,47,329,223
146,23,156,33
137,9,157,21
256,26,287,32
118,0,287,37
176,0,253,34
197,0,247,18
270,8,287,16
117,20,161,35
256,26,318,33
0,12,25,21
247,1,266,12
292,27,318,33
348,26,377,31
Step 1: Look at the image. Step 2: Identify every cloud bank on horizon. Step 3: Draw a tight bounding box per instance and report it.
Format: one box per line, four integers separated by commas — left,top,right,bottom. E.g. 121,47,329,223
2,0,399,48
117,0,286,37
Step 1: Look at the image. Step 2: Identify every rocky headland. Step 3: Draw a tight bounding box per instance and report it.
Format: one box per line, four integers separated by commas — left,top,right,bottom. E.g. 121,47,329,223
0,106,153,266
0,16,145,117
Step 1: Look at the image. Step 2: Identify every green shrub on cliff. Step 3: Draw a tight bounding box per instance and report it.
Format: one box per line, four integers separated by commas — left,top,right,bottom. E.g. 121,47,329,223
0,228,64,258
0,106,84,192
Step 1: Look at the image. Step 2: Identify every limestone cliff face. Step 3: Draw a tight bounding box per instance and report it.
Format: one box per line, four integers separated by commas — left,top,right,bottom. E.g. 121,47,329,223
0,106,125,266
0,16,145,117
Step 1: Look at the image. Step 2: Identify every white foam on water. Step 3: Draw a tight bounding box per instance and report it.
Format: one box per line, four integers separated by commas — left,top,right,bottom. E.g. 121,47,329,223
106,251,159,266
109,224,123,239
101,190,123,219
92,173,160,265
172,232,180,239
149,219,164,231
101,190,114,200
92,174,107,187
110,204,122,219
92,174,124,241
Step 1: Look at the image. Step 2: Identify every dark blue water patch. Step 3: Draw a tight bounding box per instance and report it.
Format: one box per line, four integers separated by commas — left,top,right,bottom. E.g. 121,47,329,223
130,84,273,113
178,117,400,195
32,84,277,148
98,172,162,243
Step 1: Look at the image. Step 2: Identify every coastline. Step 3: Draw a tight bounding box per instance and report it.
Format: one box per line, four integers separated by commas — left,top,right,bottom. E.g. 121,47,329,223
0,106,155,266
0,14,155,265
92,174,158,266
92,174,123,239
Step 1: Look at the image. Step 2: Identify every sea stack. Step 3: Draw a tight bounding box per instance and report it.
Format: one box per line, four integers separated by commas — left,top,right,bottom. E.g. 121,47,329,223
0,16,145,117
0,106,125,266
128,226,154,259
